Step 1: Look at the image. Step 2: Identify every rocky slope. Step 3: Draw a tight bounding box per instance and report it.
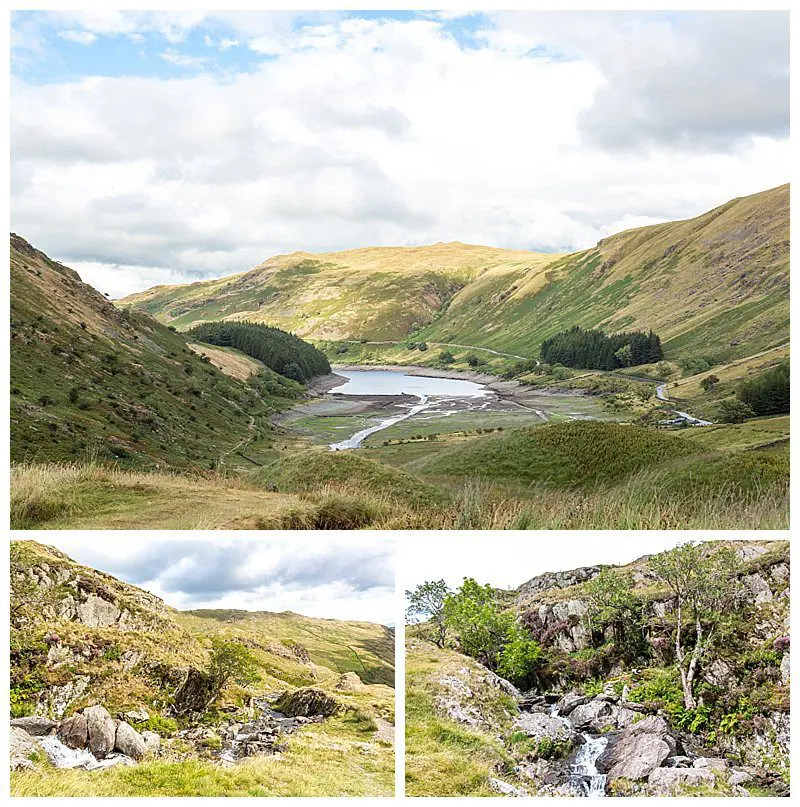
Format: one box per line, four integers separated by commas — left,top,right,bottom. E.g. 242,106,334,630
122,185,788,364
407,540,789,797
10,541,394,794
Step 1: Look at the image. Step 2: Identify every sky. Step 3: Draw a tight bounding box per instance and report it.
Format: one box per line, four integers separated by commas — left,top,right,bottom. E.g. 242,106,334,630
400,534,719,594
11,9,789,298
43,536,396,625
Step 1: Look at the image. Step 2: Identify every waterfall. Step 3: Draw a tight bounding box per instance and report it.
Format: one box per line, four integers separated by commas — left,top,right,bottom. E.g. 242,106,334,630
569,734,609,797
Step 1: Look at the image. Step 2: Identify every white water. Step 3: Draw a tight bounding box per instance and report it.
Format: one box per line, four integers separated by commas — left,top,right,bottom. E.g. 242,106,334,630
38,735,135,770
570,735,609,797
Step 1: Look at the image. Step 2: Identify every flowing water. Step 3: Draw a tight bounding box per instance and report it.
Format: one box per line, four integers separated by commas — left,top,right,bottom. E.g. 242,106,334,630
547,704,608,797
328,370,490,450
37,735,135,770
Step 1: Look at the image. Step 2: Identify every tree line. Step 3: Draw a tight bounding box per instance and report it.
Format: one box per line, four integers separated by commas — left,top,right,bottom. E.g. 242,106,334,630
540,325,662,370
187,321,330,382
717,361,789,423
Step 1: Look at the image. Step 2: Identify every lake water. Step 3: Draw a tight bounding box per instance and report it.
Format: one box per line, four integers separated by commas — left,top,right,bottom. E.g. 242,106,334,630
328,369,489,450
330,369,488,398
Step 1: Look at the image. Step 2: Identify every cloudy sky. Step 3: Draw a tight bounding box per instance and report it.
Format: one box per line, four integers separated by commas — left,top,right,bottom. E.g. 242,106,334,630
401,534,719,593
44,536,396,625
11,9,789,297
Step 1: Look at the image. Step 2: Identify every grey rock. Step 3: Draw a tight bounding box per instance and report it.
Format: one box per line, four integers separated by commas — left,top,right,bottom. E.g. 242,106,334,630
780,651,790,684
35,675,90,719
513,712,575,743
10,726,37,770
741,573,773,605
693,757,728,772
568,699,615,732
484,670,521,700
10,716,57,736
123,708,150,723
141,730,161,756
115,721,146,760
664,755,692,768
58,714,89,749
77,594,121,627
648,767,717,794
597,716,674,782
555,692,590,716
84,705,116,759
273,688,342,718
728,770,753,786
488,777,529,797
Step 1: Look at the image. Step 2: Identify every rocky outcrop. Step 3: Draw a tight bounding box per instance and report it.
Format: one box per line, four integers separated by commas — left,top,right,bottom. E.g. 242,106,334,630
596,717,675,782
516,566,601,601
172,667,218,715
335,672,364,692
84,705,116,759
10,726,38,770
513,712,576,743
273,688,342,718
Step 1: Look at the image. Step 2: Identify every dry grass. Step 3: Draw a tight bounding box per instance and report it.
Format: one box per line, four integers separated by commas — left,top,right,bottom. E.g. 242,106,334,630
187,342,264,380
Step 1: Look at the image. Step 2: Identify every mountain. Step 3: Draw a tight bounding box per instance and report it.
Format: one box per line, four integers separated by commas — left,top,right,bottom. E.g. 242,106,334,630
10,235,309,469
121,185,789,364
10,540,394,796
407,540,790,797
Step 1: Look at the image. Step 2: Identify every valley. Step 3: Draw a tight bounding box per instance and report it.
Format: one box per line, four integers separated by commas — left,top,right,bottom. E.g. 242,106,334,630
9,183,790,530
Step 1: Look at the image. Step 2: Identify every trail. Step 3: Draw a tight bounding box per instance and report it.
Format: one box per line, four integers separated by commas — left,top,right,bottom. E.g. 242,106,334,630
342,339,529,361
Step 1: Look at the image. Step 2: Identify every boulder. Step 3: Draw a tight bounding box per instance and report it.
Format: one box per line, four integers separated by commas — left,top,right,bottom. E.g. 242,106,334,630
273,688,342,718
124,708,150,723
334,672,364,692
663,755,692,768
693,757,728,773
648,767,716,794
596,717,674,782
10,716,57,736
141,731,161,756
10,726,37,770
513,712,575,743
173,667,218,715
568,699,615,732
84,705,116,759
114,721,146,760
488,777,529,797
728,770,753,787
555,692,590,716
77,594,121,627
58,713,89,749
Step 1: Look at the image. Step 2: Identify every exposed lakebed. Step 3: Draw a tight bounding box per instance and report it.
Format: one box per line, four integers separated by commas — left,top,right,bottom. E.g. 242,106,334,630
284,367,608,450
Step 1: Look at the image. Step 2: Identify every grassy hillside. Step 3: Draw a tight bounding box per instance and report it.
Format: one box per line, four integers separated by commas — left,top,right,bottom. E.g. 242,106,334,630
121,185,788,364
10,541,394,797
10,235,303,470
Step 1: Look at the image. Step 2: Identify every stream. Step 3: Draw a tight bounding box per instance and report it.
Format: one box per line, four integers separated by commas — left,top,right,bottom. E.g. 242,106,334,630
549,703,608,797
37,736,135,770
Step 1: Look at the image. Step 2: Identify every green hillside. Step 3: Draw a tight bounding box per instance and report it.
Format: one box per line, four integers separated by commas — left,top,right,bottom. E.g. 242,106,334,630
10,541,394,797
10,235,315,470
121,185,789,365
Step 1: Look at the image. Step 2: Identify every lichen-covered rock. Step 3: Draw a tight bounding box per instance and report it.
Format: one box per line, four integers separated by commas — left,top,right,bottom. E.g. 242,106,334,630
84,705,116,759
693,757,728,773
648,767,716,794
77,594,121,627
489,777,529,796
568,699,615,732
10,716,57,736
10,726,38,770
555,692,590,716
273,688,342,718
114,721,146,760
58,713,89,749
172,667,217,715
35,675,90,719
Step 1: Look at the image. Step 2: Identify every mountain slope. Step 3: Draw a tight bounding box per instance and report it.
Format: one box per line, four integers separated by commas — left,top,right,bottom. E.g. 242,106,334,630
121,185,788,363
10,540,394,796
10,235,302,469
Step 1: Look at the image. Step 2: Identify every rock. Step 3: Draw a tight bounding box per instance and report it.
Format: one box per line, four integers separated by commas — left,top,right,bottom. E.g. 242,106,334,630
703,658,734,687
334,672,364,692
728,770,753,786
664,755,692,768
596,716,674,782
77,594,121,627
273,688,342,718
555,692,590,716
741,573,773,604
172,667,218,715
141,731,161,756
513,712,575,743
58,714,89,749
693,757,728,772
114,721,147,760
123,708,150,723
35,675,90,719
10,716,57,736
10,726,37,770
648,767,717,794
615,706,637,729
84,705,116,759
488,777,529,796
484,670,521,700
780,651,790,684
568,699,615,732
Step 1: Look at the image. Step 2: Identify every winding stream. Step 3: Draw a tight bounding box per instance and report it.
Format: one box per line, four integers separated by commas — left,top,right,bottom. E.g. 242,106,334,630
548,704,608,797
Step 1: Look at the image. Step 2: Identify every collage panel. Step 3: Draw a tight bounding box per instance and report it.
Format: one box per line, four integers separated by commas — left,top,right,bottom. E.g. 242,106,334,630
403,536,790,798
9,537,396,796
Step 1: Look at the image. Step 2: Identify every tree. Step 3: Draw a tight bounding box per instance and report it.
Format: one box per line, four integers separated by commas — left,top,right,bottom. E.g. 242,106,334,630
737,362,789,416
614,344,633,367
717,398,755,424
405,580,452,647
439,349,455,364
650,543,740,709
207,638,260,699
465,353,480,367
584,568,642,652
418,342,428,352
497,628,543,690
700,374,720,392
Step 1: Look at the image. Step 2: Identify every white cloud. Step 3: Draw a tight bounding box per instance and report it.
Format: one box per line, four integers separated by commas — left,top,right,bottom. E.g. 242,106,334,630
57,30,97,46
11,13,789,297
160,48,208,69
